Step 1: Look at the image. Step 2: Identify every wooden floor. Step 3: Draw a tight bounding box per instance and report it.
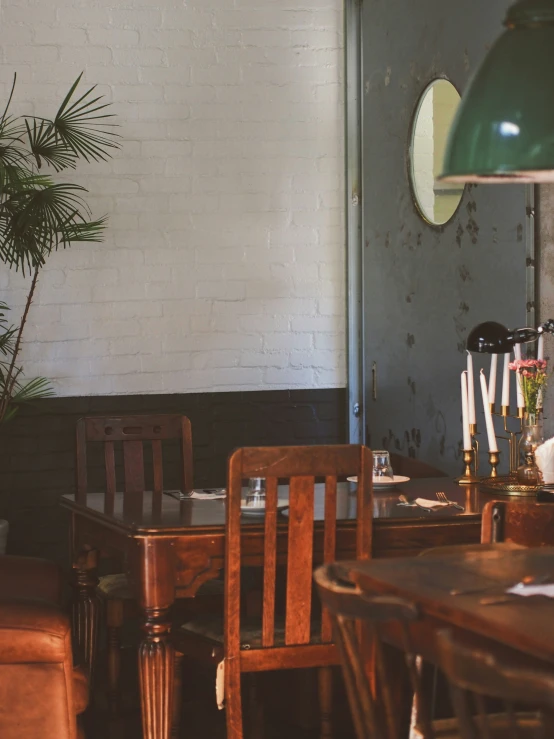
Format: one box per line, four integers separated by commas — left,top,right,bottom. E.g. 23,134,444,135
85,651,355,739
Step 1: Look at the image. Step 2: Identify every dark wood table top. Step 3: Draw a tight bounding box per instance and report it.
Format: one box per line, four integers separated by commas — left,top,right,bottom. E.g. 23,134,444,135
61,477,496,535
342,546,554,665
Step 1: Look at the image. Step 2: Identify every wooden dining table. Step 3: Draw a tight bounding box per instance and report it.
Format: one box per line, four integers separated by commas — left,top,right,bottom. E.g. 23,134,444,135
61,477,499,739
339,545,554,738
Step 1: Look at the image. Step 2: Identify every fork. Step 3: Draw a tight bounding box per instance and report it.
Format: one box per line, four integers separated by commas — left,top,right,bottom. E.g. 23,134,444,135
436,491,464,510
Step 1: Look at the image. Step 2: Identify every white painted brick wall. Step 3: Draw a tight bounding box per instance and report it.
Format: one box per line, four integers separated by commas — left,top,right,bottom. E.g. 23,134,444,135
0,0,346,396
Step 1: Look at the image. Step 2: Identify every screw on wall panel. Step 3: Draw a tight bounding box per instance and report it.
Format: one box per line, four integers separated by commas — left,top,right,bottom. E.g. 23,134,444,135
353,402,361,418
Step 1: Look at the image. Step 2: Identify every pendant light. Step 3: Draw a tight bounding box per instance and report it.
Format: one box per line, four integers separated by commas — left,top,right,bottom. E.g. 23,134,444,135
440,0,554,183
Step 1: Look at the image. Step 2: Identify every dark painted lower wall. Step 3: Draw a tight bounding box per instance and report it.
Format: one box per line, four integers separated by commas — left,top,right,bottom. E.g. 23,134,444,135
0,388,346,566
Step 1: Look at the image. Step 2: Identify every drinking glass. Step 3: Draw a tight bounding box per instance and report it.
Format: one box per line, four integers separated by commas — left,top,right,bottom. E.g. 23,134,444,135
372,451,395,481
246,477,266,507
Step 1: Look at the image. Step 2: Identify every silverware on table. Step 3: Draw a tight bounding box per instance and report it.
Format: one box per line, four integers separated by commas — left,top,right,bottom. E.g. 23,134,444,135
436,491,464,510
398,494,418,507
397,495,447,512
479,594,525,606
451,572,554,597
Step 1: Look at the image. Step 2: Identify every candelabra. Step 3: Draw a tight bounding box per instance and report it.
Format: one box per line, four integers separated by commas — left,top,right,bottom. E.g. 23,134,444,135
491,403,524,475
456,406,525,483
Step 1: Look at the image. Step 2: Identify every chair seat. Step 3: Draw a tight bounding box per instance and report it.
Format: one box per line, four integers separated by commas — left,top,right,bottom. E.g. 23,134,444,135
98,573,224,601
98,574,134,600
180,615,323,650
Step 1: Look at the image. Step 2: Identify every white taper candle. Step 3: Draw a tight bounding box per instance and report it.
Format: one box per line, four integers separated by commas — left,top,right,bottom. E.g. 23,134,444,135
488,354,497,405
514,344,525,408
467,351,476,425
480,369,498,452
501,353,510,407
461,371,471,450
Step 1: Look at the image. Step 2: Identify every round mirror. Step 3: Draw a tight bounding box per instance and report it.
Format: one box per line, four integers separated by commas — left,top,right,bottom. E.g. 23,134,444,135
410,79,463,225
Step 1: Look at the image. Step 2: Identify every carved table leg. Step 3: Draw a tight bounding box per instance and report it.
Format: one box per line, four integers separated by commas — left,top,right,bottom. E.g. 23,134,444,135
139,606,175,739
72,548,100,683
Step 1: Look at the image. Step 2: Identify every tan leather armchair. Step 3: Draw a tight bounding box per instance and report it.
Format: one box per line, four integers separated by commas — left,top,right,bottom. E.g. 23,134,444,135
0,556,88,739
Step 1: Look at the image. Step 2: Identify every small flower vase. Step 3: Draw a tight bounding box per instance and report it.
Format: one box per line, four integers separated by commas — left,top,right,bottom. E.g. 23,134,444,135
518,411,544,468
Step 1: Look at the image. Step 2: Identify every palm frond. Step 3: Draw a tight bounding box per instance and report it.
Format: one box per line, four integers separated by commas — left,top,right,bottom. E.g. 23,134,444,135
0,165,52,196
11,375,54,403
61,216,107,243
36,73,121,165
1,406,19,423
0,302,16,357
22,74,119,170
0,327,16,356
0,182,101,271
25,118,77,171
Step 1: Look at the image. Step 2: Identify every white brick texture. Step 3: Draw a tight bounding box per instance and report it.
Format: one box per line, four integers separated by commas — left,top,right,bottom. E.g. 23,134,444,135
0,0,346,396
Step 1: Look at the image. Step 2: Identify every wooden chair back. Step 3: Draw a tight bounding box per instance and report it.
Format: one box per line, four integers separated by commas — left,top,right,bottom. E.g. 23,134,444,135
389,453,448,479
437,629,554,738
314,562,422,739
75,414,193,516
224,445,373,665
482,500,554,546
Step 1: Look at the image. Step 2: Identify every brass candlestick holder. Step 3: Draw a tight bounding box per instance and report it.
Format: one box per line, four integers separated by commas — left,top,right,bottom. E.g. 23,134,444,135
455,449,479,484
488,450,500,477
469,423,479,475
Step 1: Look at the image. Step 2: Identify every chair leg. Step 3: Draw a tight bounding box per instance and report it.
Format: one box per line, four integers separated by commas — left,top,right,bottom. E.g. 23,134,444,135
318,666,333,739
225,660,244,739
106,598,124,715
171,652,184,738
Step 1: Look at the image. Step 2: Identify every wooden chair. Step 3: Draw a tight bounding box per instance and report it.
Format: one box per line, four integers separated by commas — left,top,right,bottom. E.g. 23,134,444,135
417,498,554,559
76,414,193,516
436,629,554,739
76,414,222,717
415,500,554,738
481,499,554,546
314,562,460,739
389,453,448,479
174,444,373,739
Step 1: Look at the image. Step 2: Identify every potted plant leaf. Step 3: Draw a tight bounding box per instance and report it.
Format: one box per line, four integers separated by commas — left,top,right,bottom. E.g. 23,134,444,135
0,73,119,551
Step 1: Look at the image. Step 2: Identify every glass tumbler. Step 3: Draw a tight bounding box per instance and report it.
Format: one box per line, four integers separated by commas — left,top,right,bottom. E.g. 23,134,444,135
246,477,266,508
372,451,395,481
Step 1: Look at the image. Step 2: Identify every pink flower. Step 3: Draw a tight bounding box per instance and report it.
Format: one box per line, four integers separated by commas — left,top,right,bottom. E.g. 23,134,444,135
509,358,548,373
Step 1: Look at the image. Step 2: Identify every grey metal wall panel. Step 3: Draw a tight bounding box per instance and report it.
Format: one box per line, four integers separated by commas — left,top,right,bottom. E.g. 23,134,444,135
361,0,531,475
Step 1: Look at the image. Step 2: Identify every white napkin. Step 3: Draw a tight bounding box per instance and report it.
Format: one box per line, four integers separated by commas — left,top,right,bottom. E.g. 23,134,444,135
414,498,448,509
534,437,554,484
164,488,226,500
506,583,554,598
189,488,226,500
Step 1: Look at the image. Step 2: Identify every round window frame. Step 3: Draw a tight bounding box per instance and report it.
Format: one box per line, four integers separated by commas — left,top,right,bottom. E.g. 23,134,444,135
408,76,466,229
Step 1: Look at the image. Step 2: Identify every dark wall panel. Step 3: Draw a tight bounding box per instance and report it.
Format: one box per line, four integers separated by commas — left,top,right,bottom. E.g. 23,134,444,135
0,389,346,566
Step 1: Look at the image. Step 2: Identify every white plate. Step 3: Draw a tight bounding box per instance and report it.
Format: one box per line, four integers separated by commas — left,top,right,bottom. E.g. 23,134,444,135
240,499,289,516
347,475,410,489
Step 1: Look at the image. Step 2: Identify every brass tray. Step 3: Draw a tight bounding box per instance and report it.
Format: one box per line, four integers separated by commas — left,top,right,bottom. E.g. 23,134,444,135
479,474,538,497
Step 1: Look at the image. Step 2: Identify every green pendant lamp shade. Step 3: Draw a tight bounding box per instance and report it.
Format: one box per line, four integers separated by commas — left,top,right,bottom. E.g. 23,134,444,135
440,0,554,183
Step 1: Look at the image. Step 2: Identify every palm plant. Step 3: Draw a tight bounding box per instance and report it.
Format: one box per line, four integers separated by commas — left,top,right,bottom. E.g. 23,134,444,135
0,73,119,423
